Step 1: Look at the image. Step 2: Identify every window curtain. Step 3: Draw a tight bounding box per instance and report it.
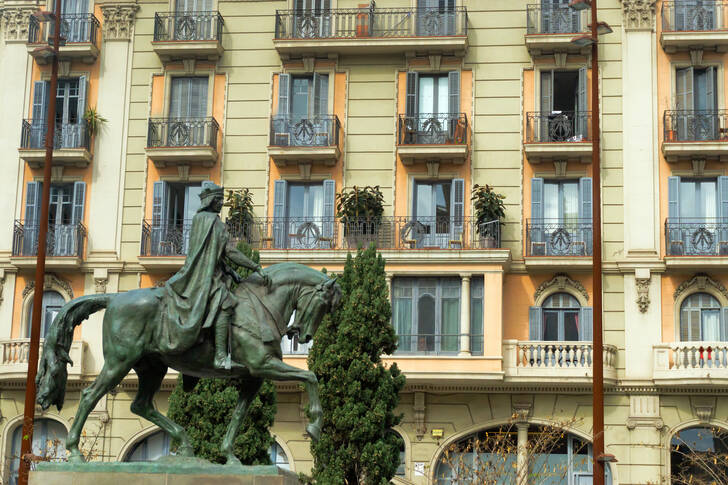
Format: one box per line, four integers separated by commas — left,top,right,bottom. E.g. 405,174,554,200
702,310,721,341
440,297,459,352
393,296,412,352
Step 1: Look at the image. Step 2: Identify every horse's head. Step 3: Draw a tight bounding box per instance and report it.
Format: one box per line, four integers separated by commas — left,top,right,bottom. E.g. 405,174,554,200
291,277,342,343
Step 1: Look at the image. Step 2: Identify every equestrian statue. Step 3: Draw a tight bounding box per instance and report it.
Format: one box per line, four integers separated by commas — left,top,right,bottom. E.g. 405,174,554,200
35,183,342,464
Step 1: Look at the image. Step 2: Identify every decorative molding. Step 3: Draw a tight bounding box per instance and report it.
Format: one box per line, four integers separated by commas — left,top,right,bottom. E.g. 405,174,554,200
691,158,706,176
93,268,108,294
626,395,664,430
99,3,139,42
553,52,567,69
177,164,190,181
302,57,314,73
23,273,74,300
635,277,650,313
298,162,312,180
414,391,426,441
512,398,532,424
689,49,704,67
691,397,716,423
621,0,656,31
534,273,589,304
674,273,728,302
0,269,6,305
428,54,441,71
553,160,567,177
1,6,38,42
426,161,439,178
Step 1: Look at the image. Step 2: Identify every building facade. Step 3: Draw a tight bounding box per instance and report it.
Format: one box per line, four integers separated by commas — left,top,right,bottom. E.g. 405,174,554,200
1,0,727,483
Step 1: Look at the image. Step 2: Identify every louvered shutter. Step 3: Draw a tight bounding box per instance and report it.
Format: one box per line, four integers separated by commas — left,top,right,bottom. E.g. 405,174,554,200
706,66,717,139
406,72,419,117
676,67,694,140
72,181,85,225
579,177,592,221
667,176,682,255
448,71,460,140
529,306,543,340
531,178,544,244
577,67,588,138
24,182,43,255
31,81,50,148
273,179,288,248
580,307,593,341
70,75,88,148
278,73,291,116
540,70,553,141
668,176,680,219
721,308,728,341
450,178,465,243
151,181,169,255
322,179,336,247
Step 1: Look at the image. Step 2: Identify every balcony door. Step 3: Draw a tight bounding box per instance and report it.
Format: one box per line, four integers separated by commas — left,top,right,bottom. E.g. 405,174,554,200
675,67,718,140
174,0,213,40
540,0,579,34
151,180,213,255
404,71,460,144
412,179,464,248
531,177,592,256
667,176,728,255
27,290,66,338
272,179,335,249
50,0,89,42
680,293,725,341
168,76,208,146
275,73,329,146
293,0,331,38
24,181,85,257
416,0,456,36
540,68,587,141
31,77,87,149
675,0,716,31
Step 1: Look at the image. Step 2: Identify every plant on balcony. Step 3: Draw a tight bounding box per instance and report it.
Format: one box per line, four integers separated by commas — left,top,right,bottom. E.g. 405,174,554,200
336,185,384,248
472,184,505,248
83,107,107,137
224,188,255,240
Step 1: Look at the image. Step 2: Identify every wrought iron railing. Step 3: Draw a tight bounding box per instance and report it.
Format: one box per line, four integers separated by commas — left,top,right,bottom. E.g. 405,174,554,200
394,333,463,355
12,220,86,258
274,6,468,39
662,1,728,31
526,4,585,34
153,11,224,42
665,218,728,256
397,113,467,145
663,110,728,142
20,120,91,150
28,13,100,45
147,117,219,149
525,111,592,143
269,115,340,147
526,219,593,257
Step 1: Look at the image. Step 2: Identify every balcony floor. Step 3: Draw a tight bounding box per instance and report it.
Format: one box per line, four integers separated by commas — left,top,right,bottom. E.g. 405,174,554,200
525,33,590,56
661,31,728,53
28,43,99,64
397,144,468,164
19,147,92,168
146,146,218,167
524,142,593,163
152,40,224,62
662,140,728,162
268,145,340,166
273,36,468,58
10,256,82,269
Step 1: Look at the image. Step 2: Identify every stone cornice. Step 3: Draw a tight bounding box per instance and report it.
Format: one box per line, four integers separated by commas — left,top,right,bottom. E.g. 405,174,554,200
1,4,37,42
621,0,656,31
99,2,139,41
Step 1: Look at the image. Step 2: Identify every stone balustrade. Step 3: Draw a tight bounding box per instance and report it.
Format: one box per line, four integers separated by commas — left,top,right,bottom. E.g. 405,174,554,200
0,338,85,381
654,342,728,385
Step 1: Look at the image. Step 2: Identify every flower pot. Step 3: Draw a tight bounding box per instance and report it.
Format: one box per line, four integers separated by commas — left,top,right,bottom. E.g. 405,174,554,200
480,235,496,249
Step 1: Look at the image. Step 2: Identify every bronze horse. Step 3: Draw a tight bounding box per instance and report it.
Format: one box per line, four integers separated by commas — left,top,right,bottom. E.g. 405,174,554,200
36,263,341,464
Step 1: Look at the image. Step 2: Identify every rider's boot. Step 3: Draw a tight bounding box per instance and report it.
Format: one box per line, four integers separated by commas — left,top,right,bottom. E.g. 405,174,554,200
214,313,231,370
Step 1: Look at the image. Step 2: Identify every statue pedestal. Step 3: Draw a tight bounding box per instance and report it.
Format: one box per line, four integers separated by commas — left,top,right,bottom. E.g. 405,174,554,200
30,461,300,485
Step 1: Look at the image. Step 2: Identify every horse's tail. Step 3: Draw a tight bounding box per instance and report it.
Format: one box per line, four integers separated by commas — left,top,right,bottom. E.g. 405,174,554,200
37,294,112,411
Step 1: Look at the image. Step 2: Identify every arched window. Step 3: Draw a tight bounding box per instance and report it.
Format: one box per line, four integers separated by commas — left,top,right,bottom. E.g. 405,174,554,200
269,442,290,470
27,290,65,338
680,293,724,341
671,426,728,484
9,419,66,485
124,430,171,462
529,293,592,342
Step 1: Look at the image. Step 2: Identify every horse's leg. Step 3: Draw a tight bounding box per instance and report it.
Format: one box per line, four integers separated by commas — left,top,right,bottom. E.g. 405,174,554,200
220,378,263,466
66,360,130,462
130,358,194,457
250,357,323,442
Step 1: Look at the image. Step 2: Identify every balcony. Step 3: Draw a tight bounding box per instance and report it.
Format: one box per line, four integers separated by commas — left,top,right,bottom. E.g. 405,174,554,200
28,13,100,64
504,340,618,385
11,220,86,269
662,110,728,161
18,120,91,168
152,11,224,62
654,342,728,386
396,113,468,165
664,218,728,268
273,6,468,58
524,111,593,163
525,4,589,56
1,339,85,382
146,117,219,167
526,219,592,270
661,2,728,53
267,114,341,167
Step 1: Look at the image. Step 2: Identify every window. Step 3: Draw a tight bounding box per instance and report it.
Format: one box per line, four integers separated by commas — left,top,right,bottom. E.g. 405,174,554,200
151,180,214,255
680,293,726,341
124,430,171,462
529,293,593,341
416,0,456,36
272,179,335,249
392,277,460,354
671,426,728,484
27,290,65,338
274,73,331,147
404,71,461,144
673,2,717,31
540,0,580,34
269,442,290,470
675,66,718,140
9,420,67,485
173,0,214,39
470,277,484,355
24,181,85,257
409,179,464,248
57,0,91,42
30,77,88,148
539,68,588,141
292,0,331,38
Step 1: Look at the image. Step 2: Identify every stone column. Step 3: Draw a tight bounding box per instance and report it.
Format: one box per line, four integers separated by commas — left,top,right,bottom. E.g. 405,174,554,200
516,422,529,485
459,274,471,355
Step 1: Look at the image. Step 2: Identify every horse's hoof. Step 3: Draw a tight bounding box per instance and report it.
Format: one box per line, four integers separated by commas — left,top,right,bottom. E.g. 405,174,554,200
226,456,243,467
306,423,321,442
67,451,85,464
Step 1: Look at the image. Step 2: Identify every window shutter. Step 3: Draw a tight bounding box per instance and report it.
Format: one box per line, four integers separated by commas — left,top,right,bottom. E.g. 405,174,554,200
531,178,544,245
448,71,460,114
152,181,169,224
190,77,208,118
529,306,543,340
451,178,465,241
72,181,86,225
706,66,716,110
540,70,553,113
676,67,694,111
580,307,593,341
32,81,50,122
78,75,88,124
577,67,588,138
406,72,419,117
668,176,680,220
25,182,42,226
312,72,322,118
720,307,728,341
579,177,592,221
322,179,336,245
718,176,728,221
278,73,291,116
273,179,288,248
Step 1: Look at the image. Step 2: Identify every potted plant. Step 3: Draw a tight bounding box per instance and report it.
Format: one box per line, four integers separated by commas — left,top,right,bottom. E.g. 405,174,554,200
472,184,505,249
336,185,384,248
224,188,255,241
83,107,107,138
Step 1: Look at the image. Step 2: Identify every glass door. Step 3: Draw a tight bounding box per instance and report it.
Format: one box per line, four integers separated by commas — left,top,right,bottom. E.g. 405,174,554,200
168,77,208,146
49,184,74,256
286,183,324,248
417,0,456,36
414,181,452,248
56,0,89,42
55,79,80,148
417,75,449,143
543,180,578,255
541,0,579,33
181,185,202,253
174,0,213,39
293,0,331,38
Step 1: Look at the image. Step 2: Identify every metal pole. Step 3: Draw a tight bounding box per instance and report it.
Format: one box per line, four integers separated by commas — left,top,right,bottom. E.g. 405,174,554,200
590,0,605,484
17,2,62,484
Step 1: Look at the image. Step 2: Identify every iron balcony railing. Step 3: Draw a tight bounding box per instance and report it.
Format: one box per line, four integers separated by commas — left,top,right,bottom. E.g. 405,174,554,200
274,6,467,40
153,11,224,42
141,217,501,256
526,4,585,34
13,220,86,258
526,218,593,257
147,117,219,149
662,1,728,32
525,111,592,143
397,113,467,145
269,114,340,147
665,218,728,256
663,110,728,142
20,119,91,150
28,13,100,45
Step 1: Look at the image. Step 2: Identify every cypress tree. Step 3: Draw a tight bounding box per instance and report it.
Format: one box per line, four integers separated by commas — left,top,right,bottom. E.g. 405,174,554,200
167,241,277,464
308,245,405,484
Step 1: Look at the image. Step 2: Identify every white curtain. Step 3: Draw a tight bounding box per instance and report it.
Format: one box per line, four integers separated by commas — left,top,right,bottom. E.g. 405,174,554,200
702,309,721,341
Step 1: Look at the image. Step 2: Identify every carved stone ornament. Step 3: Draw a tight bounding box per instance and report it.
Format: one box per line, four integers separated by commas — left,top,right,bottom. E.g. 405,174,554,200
620,0,656,31
674,273,728,302
2,6,38,42
94,277,108,294
414,391,426,441
635,277,650,313
534,273,589,304
512,402,532,424
23,273,74,300
100,3,139,41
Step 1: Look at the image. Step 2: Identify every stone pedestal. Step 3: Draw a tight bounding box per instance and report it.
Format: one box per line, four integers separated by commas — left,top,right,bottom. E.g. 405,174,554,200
30,461,300,485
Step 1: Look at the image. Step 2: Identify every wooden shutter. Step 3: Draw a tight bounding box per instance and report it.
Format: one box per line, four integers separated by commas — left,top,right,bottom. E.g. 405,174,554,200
169,77,184,118
406,72,419,117
78,75,88,124
721,307,728,341
273,179,288,248
451,178,465,240
531,177,544,221
529,306,543,340
312,73,328,117
32,81,50,122
71,181,86,224
706,66,716,110
676,67,694,111
579,307,593,341
25,182,42,225
668,176,680,219
322,179,336,245
448,71,460,114
190,77,208,118
152,181,169,225
577,67,588,138
540,70,553,112
278,73,291,116
578,177,592,221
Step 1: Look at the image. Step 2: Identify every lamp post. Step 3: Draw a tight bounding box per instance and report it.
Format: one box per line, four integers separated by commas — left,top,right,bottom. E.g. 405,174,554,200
17,3,62,485
569,1,610,484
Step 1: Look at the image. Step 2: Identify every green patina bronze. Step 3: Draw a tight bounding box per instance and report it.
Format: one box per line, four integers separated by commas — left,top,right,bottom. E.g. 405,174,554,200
35,183,342,465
